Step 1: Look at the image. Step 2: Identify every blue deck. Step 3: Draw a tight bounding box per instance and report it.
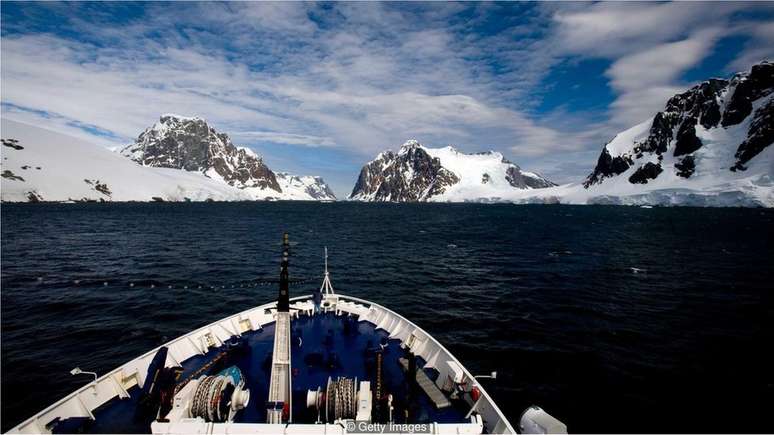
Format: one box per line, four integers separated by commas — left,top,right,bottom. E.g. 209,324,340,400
79,312,469,433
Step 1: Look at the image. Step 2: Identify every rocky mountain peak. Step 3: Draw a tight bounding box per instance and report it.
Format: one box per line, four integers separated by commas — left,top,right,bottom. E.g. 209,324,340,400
352,140,457,201
398,139,422,155
121,115,281,192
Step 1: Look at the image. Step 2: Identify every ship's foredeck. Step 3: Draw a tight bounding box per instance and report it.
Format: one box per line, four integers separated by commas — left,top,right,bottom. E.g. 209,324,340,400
81,311,471,433
11,294,514,434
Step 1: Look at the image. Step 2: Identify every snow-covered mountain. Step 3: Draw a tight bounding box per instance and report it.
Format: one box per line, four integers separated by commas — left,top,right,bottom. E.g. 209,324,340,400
575,61,773,206
275,173,336,200
1,118,336,202
349,140,555,202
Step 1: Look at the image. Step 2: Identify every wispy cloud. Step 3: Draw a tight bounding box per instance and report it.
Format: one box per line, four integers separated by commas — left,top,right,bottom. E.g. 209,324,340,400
604,28,724,127
233,131,336,148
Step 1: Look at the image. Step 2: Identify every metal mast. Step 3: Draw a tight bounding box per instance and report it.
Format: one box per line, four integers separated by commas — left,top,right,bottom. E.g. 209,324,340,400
277,233,290,312
267,232,292,423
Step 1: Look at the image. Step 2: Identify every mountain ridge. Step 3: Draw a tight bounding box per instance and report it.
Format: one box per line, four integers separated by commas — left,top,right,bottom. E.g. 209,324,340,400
3,61,772,206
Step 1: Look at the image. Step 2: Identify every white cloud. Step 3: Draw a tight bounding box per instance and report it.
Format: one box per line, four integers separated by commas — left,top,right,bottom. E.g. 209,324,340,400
607,30,721,92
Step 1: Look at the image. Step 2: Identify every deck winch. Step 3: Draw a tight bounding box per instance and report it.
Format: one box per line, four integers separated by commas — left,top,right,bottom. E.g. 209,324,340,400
165,366,249,423
306,376,372,423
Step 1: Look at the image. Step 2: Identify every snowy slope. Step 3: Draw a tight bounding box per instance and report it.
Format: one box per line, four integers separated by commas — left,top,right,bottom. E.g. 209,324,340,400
496,145,773,207
274,173,336,201
423,144,554,202
350,140,554,202
604,119,653,156
1,119,335,202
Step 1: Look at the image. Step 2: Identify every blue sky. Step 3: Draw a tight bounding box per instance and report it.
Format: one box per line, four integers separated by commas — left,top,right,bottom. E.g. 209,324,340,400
2,2,773,197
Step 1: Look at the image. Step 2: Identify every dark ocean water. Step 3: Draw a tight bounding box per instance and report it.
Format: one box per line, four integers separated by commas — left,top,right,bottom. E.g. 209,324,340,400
2,202,773,433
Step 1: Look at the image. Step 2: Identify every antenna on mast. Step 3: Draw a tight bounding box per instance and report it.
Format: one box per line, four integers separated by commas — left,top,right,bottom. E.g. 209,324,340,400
320,247,335,295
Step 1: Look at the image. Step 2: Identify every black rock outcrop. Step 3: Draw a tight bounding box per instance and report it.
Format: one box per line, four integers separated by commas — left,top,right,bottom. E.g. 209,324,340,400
628,162,663,184
733,98,774,170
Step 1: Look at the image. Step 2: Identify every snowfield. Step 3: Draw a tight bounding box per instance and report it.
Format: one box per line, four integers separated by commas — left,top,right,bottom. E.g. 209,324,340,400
495,169,774,208
274,173,336,201
1,119,334,202
423,145,550,200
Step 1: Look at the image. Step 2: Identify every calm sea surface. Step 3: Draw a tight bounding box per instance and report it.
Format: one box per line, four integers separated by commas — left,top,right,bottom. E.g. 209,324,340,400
2,202,773,432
